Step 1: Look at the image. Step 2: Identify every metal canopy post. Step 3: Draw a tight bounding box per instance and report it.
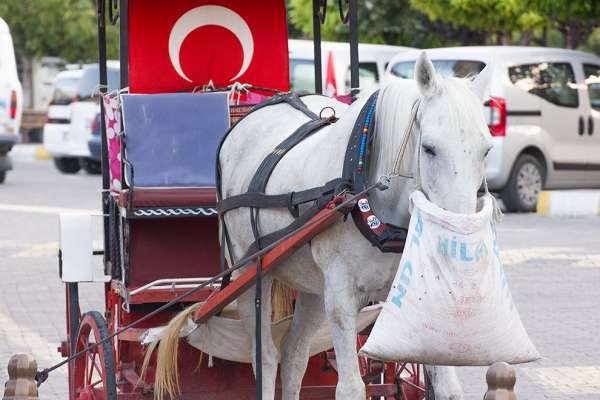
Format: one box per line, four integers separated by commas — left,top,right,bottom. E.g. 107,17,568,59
312,0,323,94
348,0,359,99
119,0,129,89
255,257,263,400
96,0,110,271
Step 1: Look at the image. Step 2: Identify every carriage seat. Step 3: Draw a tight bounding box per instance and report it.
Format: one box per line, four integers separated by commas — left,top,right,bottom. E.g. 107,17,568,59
119,92,229,217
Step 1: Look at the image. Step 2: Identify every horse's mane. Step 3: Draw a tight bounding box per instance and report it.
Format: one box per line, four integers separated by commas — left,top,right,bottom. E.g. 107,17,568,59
372,79,420,178
373,75,488,177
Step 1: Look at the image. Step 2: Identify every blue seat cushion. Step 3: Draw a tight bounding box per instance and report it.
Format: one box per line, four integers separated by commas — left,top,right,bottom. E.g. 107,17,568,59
121,92,229,187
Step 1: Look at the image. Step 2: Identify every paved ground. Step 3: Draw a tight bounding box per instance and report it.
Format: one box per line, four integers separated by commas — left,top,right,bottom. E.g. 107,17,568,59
1,156,599,399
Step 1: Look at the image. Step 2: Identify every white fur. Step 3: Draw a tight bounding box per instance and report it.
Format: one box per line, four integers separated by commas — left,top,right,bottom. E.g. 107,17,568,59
218,52,492,399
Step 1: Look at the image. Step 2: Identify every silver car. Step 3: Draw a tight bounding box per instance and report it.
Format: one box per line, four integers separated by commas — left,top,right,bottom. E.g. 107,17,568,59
384,46,600,212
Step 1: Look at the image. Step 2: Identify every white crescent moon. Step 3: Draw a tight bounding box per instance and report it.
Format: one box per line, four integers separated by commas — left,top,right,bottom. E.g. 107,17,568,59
168,5,254,83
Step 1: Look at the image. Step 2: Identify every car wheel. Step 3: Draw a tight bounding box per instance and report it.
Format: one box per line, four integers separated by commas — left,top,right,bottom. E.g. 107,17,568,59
0,171,6,184
501,154,545,212
80,158,102,175
54,157,81,174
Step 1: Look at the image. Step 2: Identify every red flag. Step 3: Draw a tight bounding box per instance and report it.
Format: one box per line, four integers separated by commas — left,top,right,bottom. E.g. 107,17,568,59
128,0,290,94
325,50,337,97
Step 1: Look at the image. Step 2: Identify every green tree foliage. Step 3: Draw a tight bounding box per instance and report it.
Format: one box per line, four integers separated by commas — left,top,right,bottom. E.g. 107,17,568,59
527,0,600,48
409,0,600,48
0,0,118,62
288,0,478,48
582,27,600,56
410,0,545,44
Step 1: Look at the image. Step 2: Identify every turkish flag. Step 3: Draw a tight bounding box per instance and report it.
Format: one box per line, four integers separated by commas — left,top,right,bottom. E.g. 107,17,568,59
128,0,290,94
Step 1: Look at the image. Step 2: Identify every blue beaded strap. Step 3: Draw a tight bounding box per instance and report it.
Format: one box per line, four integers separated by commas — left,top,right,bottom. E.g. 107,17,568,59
357,94,378,172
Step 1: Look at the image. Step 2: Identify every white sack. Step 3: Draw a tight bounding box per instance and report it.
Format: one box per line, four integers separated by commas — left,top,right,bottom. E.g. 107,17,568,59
360,191,539,366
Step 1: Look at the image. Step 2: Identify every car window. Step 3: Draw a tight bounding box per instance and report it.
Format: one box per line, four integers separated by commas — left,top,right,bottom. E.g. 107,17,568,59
290,59,315,93
390,60,486,79
77,66,120,100
345,62,379,92
51,76,80,105
583,63,600,110
508,62,579,108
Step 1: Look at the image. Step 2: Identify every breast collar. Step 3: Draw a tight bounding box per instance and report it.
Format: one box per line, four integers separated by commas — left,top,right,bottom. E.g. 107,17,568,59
342,91,412,254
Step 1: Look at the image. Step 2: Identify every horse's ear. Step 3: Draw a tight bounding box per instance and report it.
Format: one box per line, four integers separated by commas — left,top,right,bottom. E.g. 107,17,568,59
415,52,438,97
471,64,492,101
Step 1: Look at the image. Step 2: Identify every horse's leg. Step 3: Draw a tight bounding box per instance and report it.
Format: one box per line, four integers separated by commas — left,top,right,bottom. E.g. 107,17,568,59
425,365,464,400
237,275,278,400
322,270,364,400
280,292,326,400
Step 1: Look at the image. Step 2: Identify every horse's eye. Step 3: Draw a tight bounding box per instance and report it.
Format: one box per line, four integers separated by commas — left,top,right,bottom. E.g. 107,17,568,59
422,144,436,157
484,147,492,158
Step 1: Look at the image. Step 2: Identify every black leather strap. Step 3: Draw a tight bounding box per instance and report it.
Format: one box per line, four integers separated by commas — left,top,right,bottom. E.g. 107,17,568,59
252,92,319,120
218,178,347,215
248,117,334,193
244,196,341,255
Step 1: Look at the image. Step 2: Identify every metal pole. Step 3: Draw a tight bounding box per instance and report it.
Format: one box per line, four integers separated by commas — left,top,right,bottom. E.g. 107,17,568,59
96,0,110,273
67,283,79,400
312,0,323,94
119,0,129,89
255,257,262,400
348,0,359,99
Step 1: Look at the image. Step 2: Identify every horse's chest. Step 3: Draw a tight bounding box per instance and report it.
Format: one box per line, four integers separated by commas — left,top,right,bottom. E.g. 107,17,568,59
311,220,401,298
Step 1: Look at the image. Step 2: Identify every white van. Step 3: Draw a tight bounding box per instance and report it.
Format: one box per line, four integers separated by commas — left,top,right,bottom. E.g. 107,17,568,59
43,69,83,172
0,18,22,183
289,39,413,95
384,46,600,212
46,62,119,174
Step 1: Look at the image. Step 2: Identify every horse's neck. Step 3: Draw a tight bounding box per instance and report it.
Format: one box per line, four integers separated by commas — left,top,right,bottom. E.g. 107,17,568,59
367,84,419,228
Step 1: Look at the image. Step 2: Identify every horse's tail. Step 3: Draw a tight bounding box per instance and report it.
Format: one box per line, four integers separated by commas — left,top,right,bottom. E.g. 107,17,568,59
272,279,295,321
141,303,202,400
141,281,292,399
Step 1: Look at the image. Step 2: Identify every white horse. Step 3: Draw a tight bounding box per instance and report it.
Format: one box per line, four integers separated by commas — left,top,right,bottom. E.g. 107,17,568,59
154,52,493,400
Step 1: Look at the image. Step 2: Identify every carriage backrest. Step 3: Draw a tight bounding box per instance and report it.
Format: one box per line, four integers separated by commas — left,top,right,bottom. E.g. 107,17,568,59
121,92,229,188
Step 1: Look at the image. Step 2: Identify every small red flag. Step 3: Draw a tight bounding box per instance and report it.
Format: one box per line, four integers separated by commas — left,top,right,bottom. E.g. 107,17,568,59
325,50,337,97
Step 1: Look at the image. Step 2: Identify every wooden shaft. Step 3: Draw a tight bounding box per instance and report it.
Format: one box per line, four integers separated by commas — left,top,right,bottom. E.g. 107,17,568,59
193,205,345,324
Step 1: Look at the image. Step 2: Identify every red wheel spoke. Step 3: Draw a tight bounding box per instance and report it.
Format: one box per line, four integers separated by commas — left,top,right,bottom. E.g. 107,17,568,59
86,351,96,385
90,379,103,387
397,362,409,377
398,376,426,392
92,356,103,378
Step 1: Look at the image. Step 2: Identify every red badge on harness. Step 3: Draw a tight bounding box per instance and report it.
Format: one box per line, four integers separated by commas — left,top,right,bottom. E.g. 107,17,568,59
128,0,290,93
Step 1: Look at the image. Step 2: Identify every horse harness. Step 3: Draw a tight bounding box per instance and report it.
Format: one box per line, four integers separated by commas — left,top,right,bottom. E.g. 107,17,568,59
216,91,408,263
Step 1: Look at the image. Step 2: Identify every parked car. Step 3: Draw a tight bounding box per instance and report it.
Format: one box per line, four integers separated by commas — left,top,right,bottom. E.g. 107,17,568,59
87,112,102,163
43,69,83,173
383,46,600,212
45,62,119,174
288,39,413,95
0,17,23,183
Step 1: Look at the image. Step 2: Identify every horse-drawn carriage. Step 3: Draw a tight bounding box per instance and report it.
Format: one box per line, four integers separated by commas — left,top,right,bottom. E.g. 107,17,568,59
52,0,438,399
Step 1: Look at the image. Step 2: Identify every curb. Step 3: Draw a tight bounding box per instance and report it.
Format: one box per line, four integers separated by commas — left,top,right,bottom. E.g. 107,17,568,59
34,146,52,160
9,144,52,162
537,190,600,217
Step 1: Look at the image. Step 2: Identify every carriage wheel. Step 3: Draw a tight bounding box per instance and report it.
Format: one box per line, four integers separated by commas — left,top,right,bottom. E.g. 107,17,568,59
73,311,117,400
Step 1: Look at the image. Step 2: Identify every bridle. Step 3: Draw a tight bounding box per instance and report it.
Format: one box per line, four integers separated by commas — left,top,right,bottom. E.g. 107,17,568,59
385,98,423,191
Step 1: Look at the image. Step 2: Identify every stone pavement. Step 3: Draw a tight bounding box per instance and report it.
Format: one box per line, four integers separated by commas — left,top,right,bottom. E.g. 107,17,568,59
456,215,600,399
1,160,599,399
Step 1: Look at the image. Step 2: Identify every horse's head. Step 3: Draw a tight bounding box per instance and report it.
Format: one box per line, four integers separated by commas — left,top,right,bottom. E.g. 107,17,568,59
414,52,493,214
